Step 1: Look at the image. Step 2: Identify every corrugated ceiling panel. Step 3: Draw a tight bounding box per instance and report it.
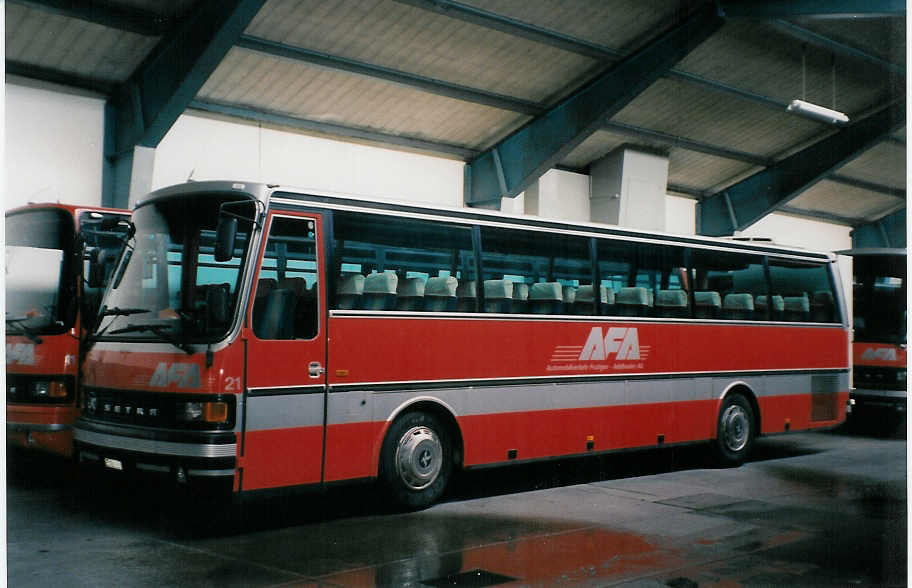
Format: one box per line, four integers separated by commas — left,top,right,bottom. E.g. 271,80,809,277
462,0,688,52
247,0,597,104
612,77,824,159
6,3,156,82
558,131,625,170
199,48,527,149
788,180,903,221
837,142,907,190
667,149,759,192
676,21,893,116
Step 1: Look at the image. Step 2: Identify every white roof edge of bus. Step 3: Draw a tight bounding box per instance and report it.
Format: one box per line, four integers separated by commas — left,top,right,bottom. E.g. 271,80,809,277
139,180,839,260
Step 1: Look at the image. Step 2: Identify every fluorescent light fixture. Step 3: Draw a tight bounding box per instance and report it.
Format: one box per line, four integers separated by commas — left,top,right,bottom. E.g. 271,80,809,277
787,100,850,125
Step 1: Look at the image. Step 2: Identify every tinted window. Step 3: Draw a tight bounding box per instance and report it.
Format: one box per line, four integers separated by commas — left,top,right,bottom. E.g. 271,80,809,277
480,227,592,314
597,240,688,318
769,258,838,323
333,212,476,312
691,249,766,321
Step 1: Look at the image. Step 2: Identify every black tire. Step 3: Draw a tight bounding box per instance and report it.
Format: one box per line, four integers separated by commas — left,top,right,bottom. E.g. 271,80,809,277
713,394,754,466
379,411,452,510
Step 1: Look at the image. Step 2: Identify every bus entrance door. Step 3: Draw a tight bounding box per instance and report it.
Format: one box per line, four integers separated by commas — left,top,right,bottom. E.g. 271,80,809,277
242,211,327,491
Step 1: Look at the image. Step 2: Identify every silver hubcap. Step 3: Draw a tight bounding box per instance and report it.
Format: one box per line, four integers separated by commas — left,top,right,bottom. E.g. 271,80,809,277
395,426,443,491
721,404,749,452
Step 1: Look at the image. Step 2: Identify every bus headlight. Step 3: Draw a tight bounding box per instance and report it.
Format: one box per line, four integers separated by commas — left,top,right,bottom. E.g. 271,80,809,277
30,380,67,399
898,370,906,384
175,401,228,424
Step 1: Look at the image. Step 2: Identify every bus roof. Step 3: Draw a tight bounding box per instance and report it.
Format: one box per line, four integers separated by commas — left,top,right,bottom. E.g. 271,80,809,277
139,180,837,262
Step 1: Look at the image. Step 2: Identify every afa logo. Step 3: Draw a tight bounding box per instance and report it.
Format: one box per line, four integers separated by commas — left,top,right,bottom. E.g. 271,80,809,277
860,347,898,362
6,343,36,365
149,362,201,388
579,327,640,361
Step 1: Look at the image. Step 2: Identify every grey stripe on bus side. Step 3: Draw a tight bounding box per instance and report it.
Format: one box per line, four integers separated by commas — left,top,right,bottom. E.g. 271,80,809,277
242,371,847,431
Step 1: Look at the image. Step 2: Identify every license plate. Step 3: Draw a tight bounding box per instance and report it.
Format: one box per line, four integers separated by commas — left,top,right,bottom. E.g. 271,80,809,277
104,458,123,471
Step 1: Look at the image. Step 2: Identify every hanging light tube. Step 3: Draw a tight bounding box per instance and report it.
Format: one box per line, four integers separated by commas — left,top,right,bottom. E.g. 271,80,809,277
787,99,850,125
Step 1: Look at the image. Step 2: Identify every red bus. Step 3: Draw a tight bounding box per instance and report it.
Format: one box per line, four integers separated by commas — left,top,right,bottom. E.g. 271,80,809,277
6,203,130,456
844,248,906,431
74,181,850,508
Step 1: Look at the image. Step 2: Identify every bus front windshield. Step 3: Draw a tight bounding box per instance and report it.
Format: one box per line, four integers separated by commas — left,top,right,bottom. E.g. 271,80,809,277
853,254,906,345
95,194,256,347
6,208,76,336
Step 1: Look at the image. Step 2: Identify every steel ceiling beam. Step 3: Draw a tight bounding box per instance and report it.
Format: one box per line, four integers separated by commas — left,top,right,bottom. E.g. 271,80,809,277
851,207,907,247
5,60,116,95
604,122,774,166
609,122,906,200
236,35,545,115
189,100,479,160
463,4,724,206
393,0,620,60
828,174,906,199
9,0,171,36
771,20,904,75
718,0,905,19
697,102,905,236
102,0,267,208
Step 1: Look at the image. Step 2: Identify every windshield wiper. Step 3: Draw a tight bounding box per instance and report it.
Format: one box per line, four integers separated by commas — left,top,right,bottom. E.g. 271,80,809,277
108,322,194,355
100,306,150,317
6,316,43,344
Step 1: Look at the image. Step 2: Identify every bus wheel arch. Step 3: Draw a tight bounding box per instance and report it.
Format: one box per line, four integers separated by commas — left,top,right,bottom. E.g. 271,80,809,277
714,383,759,466
378,400,463,510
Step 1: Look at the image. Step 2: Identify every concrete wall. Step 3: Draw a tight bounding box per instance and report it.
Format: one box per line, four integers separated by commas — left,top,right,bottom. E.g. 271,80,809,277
5,82,105,210
153,112,464,208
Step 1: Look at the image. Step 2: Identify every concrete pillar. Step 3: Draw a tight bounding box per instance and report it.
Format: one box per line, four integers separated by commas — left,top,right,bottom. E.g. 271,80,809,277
590,147,669,231
503,170,589,221
128,145,157,208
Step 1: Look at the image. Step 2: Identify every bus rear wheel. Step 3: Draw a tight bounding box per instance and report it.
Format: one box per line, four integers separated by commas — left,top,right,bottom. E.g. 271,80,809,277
380,411,451,510
713,394,754,466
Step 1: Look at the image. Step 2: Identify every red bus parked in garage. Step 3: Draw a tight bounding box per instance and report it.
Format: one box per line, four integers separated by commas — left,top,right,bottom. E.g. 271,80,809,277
74,181,850,508
843,248,906,430
6,203,130,456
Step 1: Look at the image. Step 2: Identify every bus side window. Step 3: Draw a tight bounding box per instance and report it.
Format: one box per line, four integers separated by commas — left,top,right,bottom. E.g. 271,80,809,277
768,259,838,323
596,240,633,317
253,216,319,340
332,211,476,313
690,249,766,321
480,227,593,315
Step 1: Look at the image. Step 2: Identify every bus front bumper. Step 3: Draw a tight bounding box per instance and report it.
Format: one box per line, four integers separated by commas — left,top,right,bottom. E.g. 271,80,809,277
73,420,237,487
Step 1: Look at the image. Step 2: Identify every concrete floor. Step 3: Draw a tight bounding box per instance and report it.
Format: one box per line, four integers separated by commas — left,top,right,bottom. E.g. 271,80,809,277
7,426,907,587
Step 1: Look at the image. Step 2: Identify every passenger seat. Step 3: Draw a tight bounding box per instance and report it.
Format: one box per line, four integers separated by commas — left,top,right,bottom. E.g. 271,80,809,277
425,276,457,311
363,273,398,310
529,282,563,314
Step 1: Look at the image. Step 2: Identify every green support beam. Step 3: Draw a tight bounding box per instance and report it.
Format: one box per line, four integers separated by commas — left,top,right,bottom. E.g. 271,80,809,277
697,102,905,236
463,4,724,207
102,0,266,208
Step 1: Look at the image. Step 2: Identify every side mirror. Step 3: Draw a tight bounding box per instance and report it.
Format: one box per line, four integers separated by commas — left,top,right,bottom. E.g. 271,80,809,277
214,216,237,262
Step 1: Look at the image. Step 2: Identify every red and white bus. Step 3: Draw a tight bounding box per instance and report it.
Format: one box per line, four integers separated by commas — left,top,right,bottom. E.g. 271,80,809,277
844,248,906,430
6,203,130,456
74,181,850,508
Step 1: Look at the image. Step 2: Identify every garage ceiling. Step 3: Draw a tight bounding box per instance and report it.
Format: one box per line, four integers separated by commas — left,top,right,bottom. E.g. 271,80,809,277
5,0,907,244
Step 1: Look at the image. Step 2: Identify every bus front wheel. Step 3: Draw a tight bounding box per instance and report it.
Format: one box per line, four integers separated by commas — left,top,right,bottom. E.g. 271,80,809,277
713,394,754,466
380,411,451,510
